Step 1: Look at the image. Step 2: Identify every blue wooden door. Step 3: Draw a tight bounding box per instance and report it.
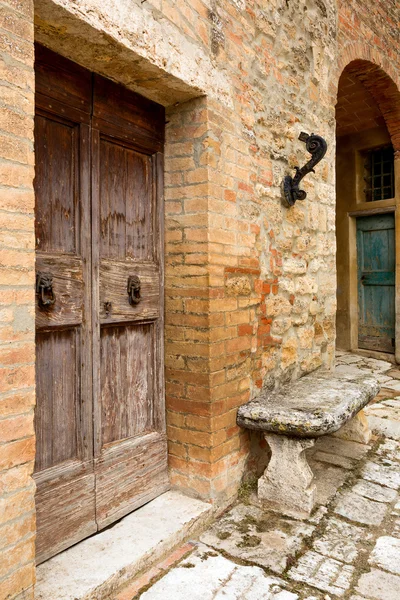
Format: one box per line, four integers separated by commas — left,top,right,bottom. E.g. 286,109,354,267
356,213,395,353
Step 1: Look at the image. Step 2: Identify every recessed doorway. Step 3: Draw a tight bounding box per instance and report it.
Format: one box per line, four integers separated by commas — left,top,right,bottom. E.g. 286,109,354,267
34,46,168,563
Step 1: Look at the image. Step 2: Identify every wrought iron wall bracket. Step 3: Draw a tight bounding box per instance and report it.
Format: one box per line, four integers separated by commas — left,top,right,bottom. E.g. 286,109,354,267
282,132,327,207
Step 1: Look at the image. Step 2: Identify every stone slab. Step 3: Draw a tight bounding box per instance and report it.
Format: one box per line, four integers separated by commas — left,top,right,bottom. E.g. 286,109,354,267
334,365,372,377
35,491,212,600
361,460,400,489
356,569,400,600
200,503,314,574
140,543,298,600
237,369,379,437
361,358,393,372
351,480,397,503
369,536,400,575
336,355,363,365
288,551,354,596
312,450,355,469
378,381,400,392
392,519,400,539
334,491,388,526
312,436,370,460
376,439,400,462
386,370,400,380
313,517,369,564
365,399,400,440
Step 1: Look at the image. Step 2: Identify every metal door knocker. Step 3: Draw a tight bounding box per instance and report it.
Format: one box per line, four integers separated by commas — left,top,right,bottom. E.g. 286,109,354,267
127,275,141,305
36,272,56,309
282,132,328,207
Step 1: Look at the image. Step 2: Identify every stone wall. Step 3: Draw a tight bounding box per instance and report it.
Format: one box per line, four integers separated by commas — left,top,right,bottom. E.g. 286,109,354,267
163,0,339,501
0,0,399,597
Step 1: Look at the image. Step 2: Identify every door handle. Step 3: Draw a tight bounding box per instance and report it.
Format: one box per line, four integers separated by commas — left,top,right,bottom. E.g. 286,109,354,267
36,272,56,308
127,275,141,305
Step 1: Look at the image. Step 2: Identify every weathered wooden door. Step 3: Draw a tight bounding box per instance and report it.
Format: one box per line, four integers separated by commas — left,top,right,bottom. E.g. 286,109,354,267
34,46,168,564
357,213,395,353
92,75,168,528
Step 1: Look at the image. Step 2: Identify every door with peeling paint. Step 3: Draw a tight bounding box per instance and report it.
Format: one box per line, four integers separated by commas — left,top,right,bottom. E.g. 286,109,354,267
356,213,395,353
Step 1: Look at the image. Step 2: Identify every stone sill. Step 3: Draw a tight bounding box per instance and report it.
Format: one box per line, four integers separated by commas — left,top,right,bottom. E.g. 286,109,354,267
35,491,213,600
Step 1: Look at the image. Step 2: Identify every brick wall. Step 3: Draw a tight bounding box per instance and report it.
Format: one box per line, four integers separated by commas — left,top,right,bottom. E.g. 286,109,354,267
0,0,36,597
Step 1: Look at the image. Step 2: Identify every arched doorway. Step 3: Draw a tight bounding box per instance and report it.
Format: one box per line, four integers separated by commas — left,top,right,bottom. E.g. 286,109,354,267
335,60,400,361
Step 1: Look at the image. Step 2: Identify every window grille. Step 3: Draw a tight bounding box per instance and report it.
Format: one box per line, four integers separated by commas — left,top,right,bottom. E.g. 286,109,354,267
363,145,395,202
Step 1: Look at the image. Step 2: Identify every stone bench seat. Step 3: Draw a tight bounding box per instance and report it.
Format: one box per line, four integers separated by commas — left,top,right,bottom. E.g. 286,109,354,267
237,369,380,519
237,370,380,438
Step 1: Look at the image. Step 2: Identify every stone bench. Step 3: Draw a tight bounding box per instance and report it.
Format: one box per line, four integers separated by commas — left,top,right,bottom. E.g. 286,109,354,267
237,369,380,519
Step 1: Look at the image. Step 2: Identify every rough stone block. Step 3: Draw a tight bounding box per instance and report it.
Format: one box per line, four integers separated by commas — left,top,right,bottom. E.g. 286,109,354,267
200,504,314,574
356,569,400,600
313,517,370,564
288,551,354,596
351,480,397,503
365,399,400,440
140,543,298,600
361,461,400,489
334,491,388,525
369,536,400,575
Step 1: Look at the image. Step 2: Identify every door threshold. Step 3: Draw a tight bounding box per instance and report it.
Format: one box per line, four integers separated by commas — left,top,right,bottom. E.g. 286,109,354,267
35,491,213,600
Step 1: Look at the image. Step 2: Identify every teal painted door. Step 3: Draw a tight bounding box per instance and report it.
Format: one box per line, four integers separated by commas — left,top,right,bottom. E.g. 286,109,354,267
356,214,395,353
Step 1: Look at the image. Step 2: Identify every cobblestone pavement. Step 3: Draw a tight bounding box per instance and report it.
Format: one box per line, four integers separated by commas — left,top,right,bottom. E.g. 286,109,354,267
120,353,400,600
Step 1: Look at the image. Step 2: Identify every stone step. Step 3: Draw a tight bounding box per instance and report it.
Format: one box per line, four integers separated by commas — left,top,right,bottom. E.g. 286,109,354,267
35,491,212,600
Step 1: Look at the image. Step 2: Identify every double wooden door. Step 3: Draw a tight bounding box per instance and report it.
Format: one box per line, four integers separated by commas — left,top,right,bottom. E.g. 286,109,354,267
34,46,168,564
357,213,395,353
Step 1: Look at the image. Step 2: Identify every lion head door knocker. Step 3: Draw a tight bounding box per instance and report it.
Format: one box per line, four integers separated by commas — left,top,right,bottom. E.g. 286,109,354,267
36,272,56,309
282,132,328,207
127,275,141,306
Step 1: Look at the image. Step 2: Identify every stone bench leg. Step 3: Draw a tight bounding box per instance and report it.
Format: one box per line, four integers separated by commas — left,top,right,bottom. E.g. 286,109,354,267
258,433,317,519
332,409,371,444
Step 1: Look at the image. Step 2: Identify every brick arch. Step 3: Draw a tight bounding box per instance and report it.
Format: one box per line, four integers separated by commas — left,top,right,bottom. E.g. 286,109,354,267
336,44,400,154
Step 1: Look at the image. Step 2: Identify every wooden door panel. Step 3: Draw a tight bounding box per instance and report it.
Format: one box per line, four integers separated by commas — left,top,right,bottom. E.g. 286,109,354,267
35,255,83,328
95,432,168,529
93,74,164,155
34,46,95,564
99,139,154,261
35,473,96,564
99,260,160,323
35,115,79,254
35,328,80,471
357,214,395,353
35,44,92,116
100,323,155,445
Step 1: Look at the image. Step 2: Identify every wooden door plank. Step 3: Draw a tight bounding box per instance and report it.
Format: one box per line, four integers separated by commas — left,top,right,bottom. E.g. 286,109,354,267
35,473,96,564
95,433,169,529
93,78,168,527
34,46,95,564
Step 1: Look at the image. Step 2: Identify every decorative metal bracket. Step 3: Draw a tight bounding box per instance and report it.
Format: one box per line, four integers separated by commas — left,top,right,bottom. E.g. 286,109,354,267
282,132,327,207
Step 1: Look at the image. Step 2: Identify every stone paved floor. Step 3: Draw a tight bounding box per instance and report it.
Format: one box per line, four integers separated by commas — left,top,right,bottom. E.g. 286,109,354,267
119,353,400,600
